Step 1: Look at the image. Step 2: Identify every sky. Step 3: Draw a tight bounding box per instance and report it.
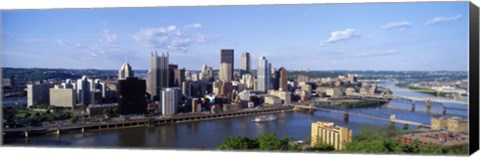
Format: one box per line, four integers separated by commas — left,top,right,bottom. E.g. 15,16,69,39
2,2,470,71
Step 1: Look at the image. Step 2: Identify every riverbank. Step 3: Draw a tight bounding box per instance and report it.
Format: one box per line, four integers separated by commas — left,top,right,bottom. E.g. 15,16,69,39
3,105,294,138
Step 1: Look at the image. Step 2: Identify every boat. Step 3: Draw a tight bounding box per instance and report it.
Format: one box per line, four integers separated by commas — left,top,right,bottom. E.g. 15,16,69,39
253,115,277,122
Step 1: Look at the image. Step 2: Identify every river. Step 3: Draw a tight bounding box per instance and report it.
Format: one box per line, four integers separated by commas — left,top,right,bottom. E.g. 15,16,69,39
2,82,469,149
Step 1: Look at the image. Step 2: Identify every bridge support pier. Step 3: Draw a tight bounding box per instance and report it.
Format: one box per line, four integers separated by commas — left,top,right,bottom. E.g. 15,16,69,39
343,112,349,123
403,124,409,130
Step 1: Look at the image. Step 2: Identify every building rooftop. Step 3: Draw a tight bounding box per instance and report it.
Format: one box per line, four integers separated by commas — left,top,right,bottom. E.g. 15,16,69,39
399,130,469,147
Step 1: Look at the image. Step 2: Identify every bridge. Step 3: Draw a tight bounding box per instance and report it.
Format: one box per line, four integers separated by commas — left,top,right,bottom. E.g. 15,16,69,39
388,96,468,115
392,95,469,105
293,105,431,129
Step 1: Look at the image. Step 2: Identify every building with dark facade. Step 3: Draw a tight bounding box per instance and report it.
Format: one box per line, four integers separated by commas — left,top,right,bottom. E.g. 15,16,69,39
219,49,234,82
118,77,147,115
118,62,147,115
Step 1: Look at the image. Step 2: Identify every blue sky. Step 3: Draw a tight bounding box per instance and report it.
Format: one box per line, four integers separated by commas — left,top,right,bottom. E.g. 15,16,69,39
3,2,469,71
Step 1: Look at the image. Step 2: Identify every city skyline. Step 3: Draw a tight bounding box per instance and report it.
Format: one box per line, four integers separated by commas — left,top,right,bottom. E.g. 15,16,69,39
3,2,469,71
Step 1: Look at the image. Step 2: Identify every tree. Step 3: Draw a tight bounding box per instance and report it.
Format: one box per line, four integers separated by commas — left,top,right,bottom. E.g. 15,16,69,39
257,132,286,150
217,136,258,150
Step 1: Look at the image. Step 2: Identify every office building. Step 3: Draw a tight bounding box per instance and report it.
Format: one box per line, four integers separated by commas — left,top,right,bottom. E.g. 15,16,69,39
278,67,288,91
168,64,178,87
118,61,134,80
161,87,179,116
219,49,234,82
311,121,352,150
117,63,146,115
118,77,147,115
50,85,76,108
27,82,52,107
257,56,270,92
240,52,250,75
199,64,213,81
147,52,169,100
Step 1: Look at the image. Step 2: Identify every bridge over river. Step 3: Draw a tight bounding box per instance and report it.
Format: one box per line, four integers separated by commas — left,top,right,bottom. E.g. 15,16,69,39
293,105,431,129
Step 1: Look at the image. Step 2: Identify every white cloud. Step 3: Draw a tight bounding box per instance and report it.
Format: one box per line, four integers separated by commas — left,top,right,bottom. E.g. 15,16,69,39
100,29,118,43
319,28,361,46
133,23,213,51
184,23,202,30
425,15,461,26
381,21,411,30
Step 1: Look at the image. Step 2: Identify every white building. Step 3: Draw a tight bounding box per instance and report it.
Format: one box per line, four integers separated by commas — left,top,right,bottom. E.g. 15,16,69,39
257,56,270,92
161,88,179,116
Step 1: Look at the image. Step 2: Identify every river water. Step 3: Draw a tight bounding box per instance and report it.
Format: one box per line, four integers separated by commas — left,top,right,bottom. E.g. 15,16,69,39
3,82,469,149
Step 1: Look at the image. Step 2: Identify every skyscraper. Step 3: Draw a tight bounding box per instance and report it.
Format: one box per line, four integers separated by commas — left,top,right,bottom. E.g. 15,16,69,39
161,87,179,116
219,49,234,82
77,76,92,105
147,52,169,100
257,56,270,92
278,67,288,91
118,77,147,115
118,61,134,80
240,52,250,75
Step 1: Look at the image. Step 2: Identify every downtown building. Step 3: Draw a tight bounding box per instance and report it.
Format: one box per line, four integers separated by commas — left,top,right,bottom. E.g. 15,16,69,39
257,56,271,92
76,76,105,105
50,85,76,108
147,52,169,100
311,121,352,150
219,49,234,82
240,52,250,75
27,82,53,107
161,87,180,116
117,62,147,115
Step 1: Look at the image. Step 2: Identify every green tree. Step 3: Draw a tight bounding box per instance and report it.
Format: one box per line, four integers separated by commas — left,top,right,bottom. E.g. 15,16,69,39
257,132,286,150
217,136,258,150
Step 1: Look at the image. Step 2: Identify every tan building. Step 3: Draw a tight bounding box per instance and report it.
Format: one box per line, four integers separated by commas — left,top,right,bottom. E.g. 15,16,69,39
50,86,76,108
311,121,352,150
431,116,468,134
267,90,291,105
264,96,282,106
326,88,344,98
345,87,357,96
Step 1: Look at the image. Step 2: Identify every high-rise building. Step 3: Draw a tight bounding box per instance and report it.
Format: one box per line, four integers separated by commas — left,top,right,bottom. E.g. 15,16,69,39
118,61,134,80
199,64,213,81
168,64,178,87
175,68,186,87
27,82,52,107
161,87,179,116
219,49,234,82
278,67,288,91
311,121,352,150
257,56,270,92
240,52,250,75
240,73,255,90
77,76,92,105
147,52,169,100
118,77,147,115
50,85,76,108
